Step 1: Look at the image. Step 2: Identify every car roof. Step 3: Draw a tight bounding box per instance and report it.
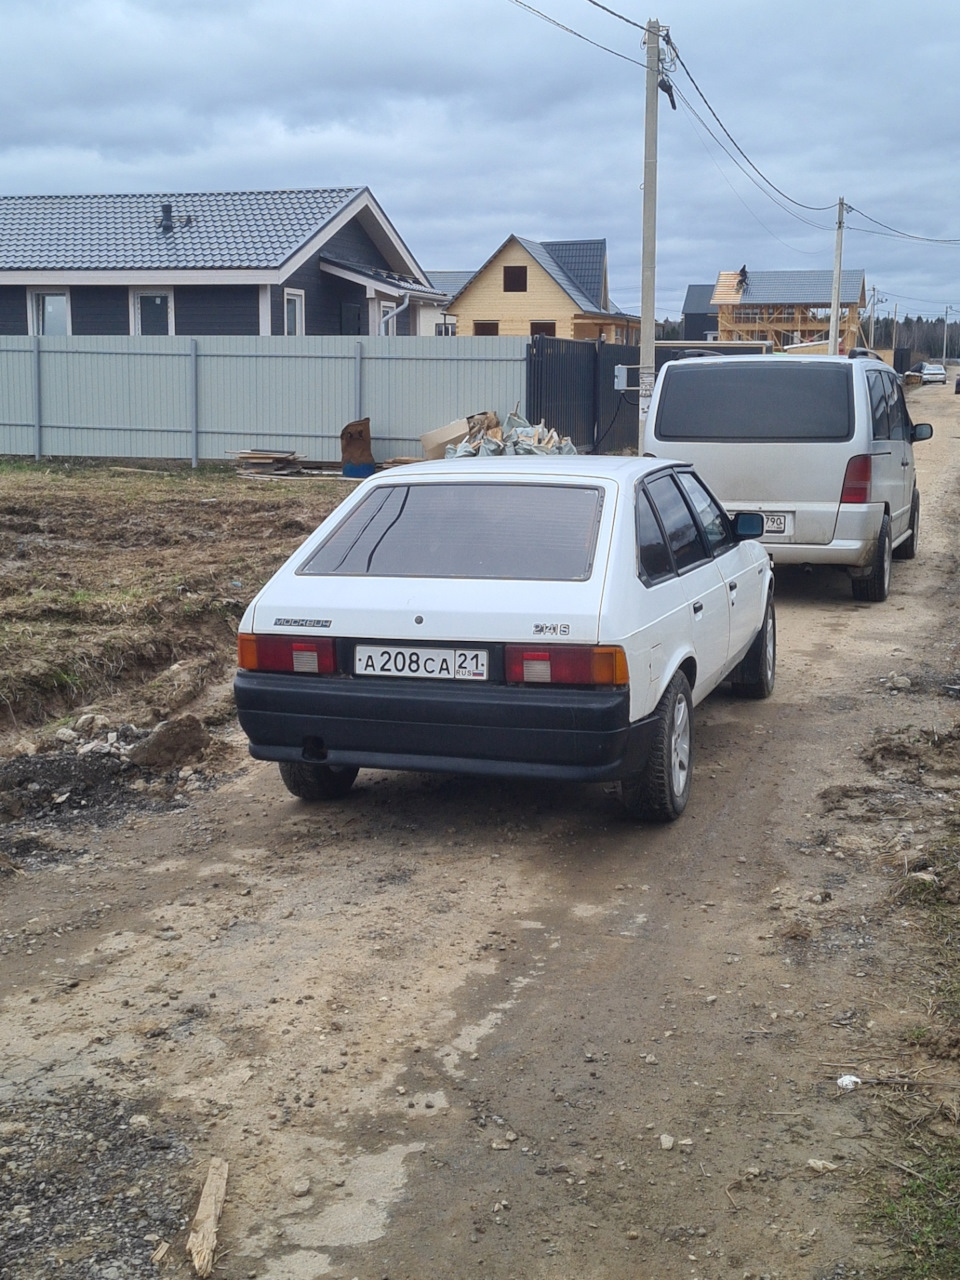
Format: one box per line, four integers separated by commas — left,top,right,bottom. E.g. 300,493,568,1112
662,353,887,374
365,456,684,485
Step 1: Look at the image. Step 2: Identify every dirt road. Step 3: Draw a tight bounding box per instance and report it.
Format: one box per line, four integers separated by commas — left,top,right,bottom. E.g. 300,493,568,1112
2,385,959,1280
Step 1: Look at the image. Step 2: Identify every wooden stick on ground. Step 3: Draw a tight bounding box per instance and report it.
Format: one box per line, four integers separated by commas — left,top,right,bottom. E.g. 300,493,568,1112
186,1157,229,1277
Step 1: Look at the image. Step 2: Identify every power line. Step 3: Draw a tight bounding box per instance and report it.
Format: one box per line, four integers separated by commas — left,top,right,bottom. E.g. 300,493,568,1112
514,0,958,249
665,43,835,213
582,0,648,31
844,204,960,246
506,0,644,66
671,85,833,232
675,95,825,255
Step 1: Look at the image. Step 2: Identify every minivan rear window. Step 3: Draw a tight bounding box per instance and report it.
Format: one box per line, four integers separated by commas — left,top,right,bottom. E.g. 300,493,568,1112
299,481,604,580
655,361,853,441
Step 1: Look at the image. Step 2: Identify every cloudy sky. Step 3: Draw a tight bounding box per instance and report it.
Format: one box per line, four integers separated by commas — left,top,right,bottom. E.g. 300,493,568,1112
2,0,958,321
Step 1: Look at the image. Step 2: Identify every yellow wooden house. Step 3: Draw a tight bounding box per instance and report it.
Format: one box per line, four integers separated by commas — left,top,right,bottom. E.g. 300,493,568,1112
447,236,639,343
711,267,866,352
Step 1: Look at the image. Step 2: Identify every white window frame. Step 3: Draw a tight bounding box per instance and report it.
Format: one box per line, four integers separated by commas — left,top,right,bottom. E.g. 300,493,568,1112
130,289,175,336
27,288,72,336
284,288,305,336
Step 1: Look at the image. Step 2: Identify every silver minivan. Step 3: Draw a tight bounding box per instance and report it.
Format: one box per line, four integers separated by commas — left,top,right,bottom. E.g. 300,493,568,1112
643,353,933,601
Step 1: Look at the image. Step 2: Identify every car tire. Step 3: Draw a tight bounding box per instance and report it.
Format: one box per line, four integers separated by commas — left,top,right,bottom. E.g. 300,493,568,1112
851,515,892,603
278,761,359,801
730,595,776,699
893,490,920,561
619,670,693,823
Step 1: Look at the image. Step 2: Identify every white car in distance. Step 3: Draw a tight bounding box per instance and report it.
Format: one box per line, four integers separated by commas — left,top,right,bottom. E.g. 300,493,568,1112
235,457,775,822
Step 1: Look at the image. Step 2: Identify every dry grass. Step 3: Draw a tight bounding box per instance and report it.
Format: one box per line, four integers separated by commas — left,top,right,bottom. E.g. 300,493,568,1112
0,458,349,734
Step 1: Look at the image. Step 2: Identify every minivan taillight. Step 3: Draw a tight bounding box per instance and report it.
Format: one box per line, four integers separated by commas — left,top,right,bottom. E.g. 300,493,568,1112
840,454,871,504
504,645,628,686
237,633,337,675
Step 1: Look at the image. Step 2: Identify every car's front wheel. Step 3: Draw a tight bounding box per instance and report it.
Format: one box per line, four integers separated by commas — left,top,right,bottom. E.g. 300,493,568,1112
851,515,892,602
278,761,359,801
619,670,693,822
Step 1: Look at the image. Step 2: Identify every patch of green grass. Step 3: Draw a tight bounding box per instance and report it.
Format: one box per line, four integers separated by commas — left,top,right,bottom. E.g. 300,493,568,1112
873,1143,960,1278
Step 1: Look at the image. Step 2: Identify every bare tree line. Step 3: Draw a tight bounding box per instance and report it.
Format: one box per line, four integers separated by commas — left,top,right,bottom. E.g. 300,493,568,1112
869,315,959,360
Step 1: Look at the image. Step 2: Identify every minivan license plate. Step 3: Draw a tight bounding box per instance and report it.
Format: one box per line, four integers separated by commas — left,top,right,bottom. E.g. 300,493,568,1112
763,513,788,534
355,645,488,680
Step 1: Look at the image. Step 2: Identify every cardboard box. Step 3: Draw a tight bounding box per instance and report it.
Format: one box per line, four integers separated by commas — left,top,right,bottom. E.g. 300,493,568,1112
420,418,469,460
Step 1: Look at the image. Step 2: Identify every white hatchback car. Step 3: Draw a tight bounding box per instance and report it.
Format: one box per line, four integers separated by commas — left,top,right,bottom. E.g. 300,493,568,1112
235,457,775,821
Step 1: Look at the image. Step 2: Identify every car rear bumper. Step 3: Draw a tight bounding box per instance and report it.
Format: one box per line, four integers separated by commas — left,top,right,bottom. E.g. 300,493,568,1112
756,504,884,568
234,671,659,782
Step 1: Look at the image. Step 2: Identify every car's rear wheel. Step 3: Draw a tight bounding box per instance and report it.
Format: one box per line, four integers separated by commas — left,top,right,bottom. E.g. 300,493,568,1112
278,761,359,801
731,595,776,699
619,670,693,822
851,515,892,602
893,490,920,561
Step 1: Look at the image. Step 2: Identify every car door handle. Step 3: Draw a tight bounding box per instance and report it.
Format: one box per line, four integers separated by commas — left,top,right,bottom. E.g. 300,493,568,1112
692,601,704,615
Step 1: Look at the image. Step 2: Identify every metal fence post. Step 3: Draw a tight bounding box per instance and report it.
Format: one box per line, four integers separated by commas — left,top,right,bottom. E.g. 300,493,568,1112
189,339,199,467
354,340,363,421
33,336,42,461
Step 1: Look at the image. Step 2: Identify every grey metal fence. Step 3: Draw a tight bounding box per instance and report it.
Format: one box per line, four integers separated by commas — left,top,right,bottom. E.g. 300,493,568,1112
0,335,530,464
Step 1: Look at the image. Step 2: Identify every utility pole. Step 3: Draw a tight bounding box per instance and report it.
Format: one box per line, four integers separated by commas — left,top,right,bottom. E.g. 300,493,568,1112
827,197,845,355
891,303,898,354
638,18,661,423
867,286,876,348
942,305,951,362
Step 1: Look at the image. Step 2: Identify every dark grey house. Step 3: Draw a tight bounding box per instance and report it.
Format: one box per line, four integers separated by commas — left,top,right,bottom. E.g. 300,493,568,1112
681,284,718,342
0,187,445,338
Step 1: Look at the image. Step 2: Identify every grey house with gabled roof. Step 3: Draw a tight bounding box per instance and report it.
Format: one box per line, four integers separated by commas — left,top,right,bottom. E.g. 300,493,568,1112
0,187,445,338
681,284,718,341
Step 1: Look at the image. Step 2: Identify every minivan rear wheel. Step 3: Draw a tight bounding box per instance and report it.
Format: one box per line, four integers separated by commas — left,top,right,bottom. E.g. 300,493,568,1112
278,761,359,801
852,515,892,603
619,670,693,822
893,490,920,561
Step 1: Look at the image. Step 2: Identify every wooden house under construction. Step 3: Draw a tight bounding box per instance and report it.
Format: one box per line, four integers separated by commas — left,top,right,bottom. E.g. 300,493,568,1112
711,267,866,352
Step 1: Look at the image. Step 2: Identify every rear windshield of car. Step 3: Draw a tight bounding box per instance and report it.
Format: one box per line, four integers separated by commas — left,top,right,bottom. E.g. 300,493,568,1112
299,481,604,580
654,361,854,442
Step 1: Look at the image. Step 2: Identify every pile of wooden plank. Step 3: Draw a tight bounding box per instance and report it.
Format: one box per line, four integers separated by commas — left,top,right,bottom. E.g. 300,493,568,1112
229,450,346,478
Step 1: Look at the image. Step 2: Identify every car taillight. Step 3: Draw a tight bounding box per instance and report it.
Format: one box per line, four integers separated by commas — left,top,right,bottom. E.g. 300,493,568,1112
237,633,337,675
504,644,628,686
840,454,871,503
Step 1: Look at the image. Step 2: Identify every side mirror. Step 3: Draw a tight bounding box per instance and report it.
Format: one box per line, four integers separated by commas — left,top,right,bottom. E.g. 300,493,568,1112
911,423,933,442
732,511,764,540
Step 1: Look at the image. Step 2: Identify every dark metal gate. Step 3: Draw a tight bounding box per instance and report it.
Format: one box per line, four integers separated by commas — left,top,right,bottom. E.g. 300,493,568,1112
525,335,640,454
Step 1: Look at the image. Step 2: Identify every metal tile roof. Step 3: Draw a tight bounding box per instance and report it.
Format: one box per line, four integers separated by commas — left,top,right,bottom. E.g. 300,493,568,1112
515,237,598,313
682,284,718,314
425,270,477,299
714,269,866,307
320,255,444,298
541,239,606,310
0,188,365,270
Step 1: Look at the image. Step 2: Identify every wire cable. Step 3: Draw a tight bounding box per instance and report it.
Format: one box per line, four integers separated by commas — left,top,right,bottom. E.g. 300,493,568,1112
582,0,648,31
507,0,645,66
671,85,833,232
515,1,955,248
844,204,960,246
675,96,825,255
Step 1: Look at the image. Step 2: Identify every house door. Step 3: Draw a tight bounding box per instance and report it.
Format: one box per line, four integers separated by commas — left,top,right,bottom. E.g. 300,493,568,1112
136,293,171,335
